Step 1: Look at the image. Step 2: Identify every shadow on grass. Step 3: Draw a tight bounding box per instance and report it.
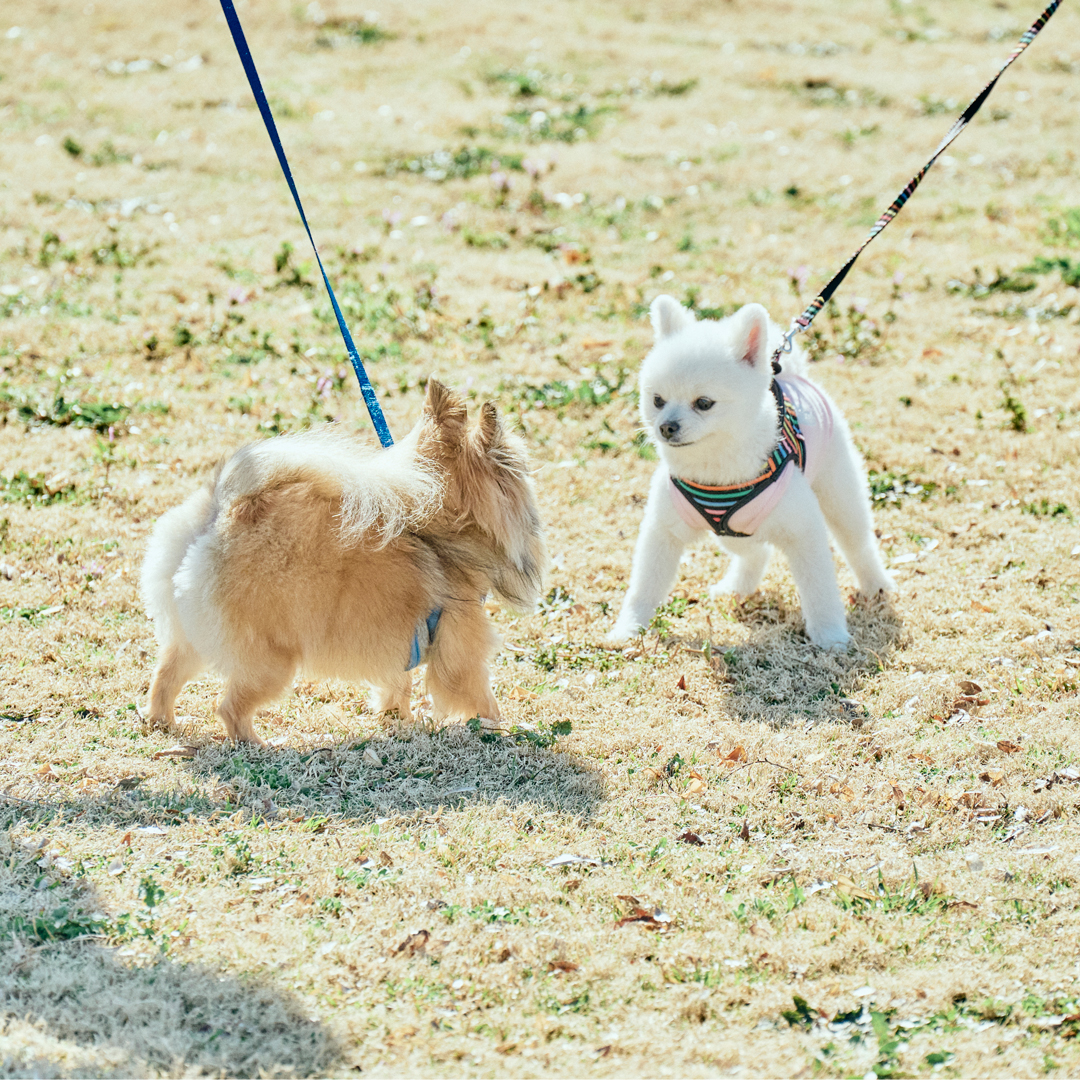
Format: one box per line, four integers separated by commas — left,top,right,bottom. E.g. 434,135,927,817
188,720,606,824
682,592,905,726
0,844,337,1079
2,720,605,833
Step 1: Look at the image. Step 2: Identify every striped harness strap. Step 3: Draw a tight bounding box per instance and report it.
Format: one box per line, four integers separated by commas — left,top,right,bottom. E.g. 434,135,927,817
671,381,806,539
768,0,1061,374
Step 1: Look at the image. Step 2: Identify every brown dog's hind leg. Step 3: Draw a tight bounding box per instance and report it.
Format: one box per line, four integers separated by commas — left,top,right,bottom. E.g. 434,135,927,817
217,656,296,745
425,604,500,723
146,640,202,734
370,673,413,722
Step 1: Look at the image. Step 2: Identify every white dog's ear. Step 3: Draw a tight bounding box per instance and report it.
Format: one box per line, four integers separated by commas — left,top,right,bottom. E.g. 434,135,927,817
731,303,769,368
650,294,695,340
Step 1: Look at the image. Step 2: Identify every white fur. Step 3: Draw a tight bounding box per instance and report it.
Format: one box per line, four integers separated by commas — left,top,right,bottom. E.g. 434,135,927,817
609,296,893,650
140,485,216,650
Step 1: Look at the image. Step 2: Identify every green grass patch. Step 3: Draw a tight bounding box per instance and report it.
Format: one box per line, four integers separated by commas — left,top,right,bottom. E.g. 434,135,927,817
868,469,938,505
0,470,79,506
385,146,522,182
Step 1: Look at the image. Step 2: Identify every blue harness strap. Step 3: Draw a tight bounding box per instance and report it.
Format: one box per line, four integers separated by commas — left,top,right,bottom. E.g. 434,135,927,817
407,608,443,671
217,0,393,449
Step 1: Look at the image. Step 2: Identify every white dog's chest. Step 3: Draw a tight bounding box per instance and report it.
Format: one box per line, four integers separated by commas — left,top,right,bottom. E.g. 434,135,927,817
668,375,834,537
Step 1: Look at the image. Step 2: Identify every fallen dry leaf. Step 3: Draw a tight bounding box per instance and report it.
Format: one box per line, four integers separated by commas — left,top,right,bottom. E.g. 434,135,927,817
739,820,751,842
685,777,707,797
615,906,672,931
393,929,430,957
829,782,855,802
834,877,876,901
947,899,979,912
152,744,197,760
979,768,1005,786
958,679,983,695
675,674,687,692
36,763,61,782
970,600,994,613
677,830,704,846
506,685,538,702
547,959,580,973
721,745,748,767
363,746,383,767
997,740,1022,754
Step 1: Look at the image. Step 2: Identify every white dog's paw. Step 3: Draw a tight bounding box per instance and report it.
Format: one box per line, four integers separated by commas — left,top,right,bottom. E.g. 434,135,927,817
859,572,896,595
808,624,852,651
604,619,642,646
708,572,757,600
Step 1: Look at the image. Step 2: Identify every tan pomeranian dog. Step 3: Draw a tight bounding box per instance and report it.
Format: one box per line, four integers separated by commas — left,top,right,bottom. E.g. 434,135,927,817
139,380,546,744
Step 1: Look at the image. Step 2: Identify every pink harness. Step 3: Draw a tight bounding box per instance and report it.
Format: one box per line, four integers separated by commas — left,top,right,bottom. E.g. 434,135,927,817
669,375,834,537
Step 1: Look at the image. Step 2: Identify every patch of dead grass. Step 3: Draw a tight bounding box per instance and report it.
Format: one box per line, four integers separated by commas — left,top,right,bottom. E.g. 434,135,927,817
2,0,1080,1075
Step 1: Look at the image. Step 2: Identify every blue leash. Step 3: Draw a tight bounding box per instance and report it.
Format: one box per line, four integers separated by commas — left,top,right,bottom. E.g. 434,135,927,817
217,0,393,448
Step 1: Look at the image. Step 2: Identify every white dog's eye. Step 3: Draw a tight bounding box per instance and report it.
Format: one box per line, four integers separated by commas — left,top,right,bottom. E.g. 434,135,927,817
693,397,715,411
653,394,666,409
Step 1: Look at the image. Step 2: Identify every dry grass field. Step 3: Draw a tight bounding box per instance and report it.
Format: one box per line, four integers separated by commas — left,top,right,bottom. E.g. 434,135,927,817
2,0,1080,1075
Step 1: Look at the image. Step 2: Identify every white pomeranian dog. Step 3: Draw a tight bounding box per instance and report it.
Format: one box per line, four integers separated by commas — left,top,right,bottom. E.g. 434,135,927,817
608,295,893,649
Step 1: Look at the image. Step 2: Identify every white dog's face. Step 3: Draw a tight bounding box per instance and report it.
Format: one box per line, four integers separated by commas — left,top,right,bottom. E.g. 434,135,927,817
638,296,774,461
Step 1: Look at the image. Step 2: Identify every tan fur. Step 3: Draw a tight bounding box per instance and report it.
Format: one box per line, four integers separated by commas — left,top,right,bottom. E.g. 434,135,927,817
141,381,546,744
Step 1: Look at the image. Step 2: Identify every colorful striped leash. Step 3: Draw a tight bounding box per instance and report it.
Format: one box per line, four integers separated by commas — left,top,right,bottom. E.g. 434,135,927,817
770,0,1062,374
217,0,394,448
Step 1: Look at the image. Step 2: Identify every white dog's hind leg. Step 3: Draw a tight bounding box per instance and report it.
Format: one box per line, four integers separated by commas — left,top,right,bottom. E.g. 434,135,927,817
769,489,851,650
709,540,770,599
813,440,894,596
608,478,688,643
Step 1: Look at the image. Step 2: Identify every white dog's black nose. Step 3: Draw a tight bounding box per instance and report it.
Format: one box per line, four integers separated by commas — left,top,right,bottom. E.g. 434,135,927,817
659,419,680,441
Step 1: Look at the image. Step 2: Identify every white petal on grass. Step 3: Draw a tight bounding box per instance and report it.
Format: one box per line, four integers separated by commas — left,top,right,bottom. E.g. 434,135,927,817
545,853,600,868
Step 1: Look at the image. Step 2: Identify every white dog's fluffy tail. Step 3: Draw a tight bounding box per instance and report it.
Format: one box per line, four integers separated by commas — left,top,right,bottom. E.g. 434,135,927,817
140,483,216,649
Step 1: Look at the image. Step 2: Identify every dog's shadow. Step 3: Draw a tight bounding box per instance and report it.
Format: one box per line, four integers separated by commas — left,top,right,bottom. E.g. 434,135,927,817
185,720,605,825
681,593,905,726
0,848,337,1078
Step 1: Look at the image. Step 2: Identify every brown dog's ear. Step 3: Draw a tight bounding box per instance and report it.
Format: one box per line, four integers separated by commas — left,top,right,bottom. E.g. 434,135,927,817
476,401,503,451
424,378,467,446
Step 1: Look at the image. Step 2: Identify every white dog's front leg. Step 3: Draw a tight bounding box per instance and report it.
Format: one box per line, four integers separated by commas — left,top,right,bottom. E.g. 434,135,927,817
608,472,689,643
767,483,850,650
709,538,770,599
